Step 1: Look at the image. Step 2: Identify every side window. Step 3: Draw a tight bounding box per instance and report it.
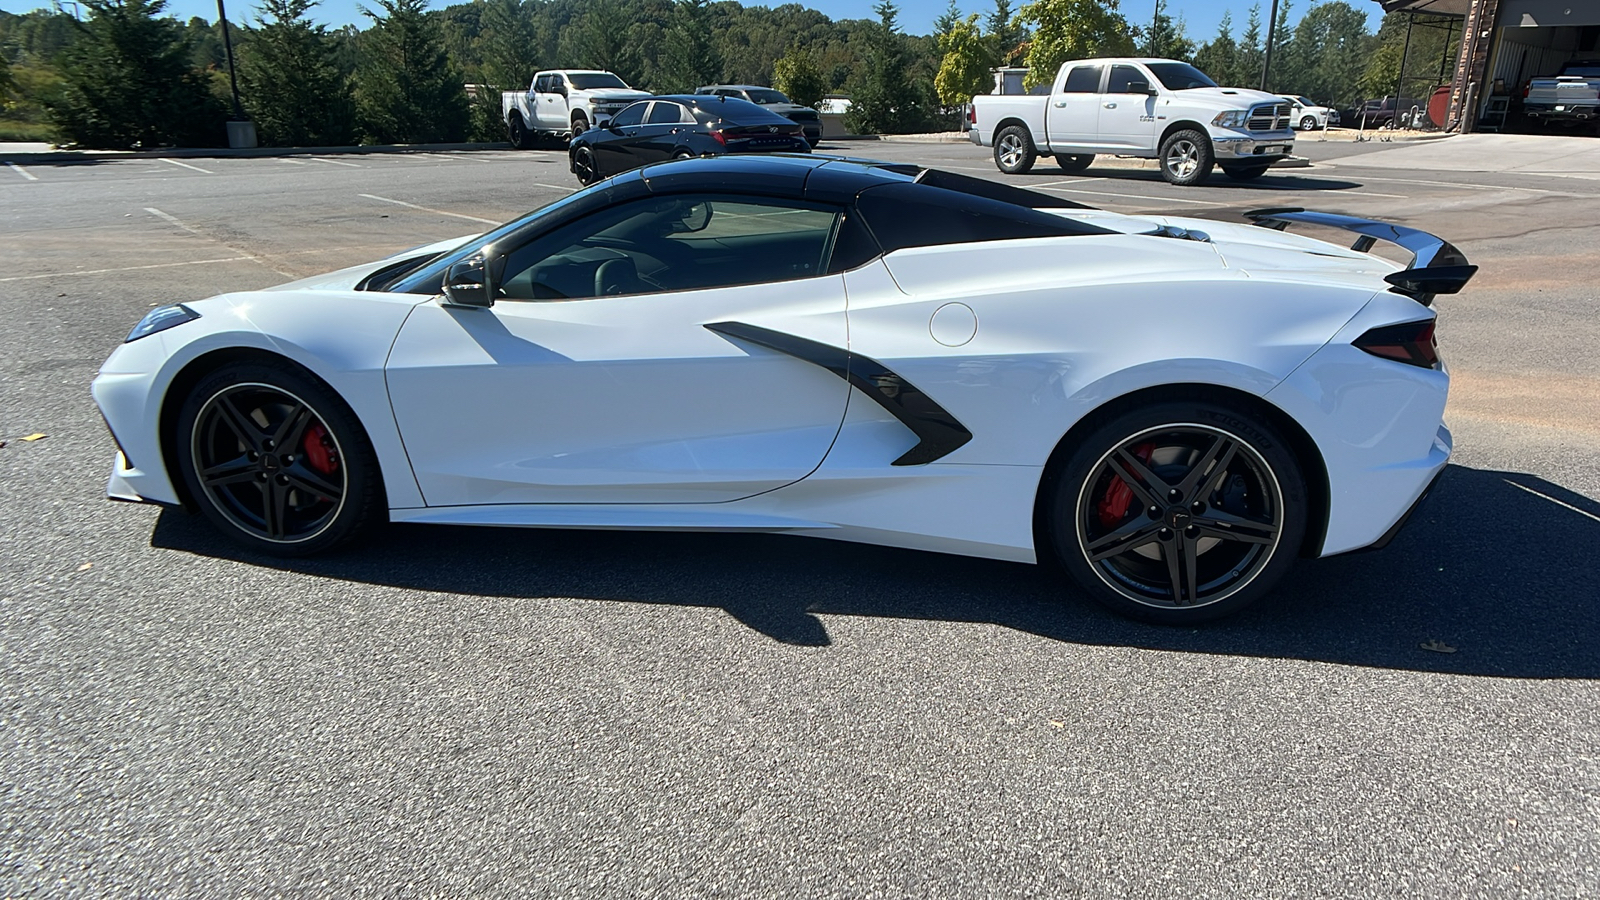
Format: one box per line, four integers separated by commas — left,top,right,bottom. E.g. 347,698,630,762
534,75,549,92
1106,65,1145,93
610,102,648,127
1061,65,1102,93
494,195,843,301
646,101,684,124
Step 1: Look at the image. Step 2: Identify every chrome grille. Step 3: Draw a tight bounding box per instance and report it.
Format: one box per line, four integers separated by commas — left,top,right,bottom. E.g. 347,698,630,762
1247,103,1291,132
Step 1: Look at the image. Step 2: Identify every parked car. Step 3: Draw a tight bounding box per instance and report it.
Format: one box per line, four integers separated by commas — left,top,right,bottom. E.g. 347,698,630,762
969,57,1296,185
92,154,1475,624
503,69,652,148
1283,95,1339,130
568,95,809,185
1350,97,1425,129
695,84,823,146
1523,60,1600,125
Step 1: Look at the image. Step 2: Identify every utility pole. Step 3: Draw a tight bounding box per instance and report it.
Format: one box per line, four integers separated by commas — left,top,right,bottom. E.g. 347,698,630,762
1259,0,1280,92
216,0,244,119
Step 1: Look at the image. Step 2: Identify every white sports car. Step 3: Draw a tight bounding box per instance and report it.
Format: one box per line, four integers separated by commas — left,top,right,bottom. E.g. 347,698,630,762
93,156,1476,623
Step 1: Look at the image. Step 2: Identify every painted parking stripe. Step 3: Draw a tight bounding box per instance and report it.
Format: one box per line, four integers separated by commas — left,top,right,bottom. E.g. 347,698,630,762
311,157,363,167
160,158,214,174
5,162,38,181
358,193,500,225
0,256,251,282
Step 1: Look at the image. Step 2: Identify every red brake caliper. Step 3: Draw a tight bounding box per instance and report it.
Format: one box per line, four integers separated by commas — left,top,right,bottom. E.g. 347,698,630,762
1097,442,1155,529
302,423,340,501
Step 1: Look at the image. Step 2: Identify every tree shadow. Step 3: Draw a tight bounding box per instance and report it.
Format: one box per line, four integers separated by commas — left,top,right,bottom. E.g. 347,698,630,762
150,464,1600,679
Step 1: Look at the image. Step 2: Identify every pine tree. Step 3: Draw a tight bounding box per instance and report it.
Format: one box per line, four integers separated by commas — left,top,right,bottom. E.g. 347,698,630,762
46,0,224,148
476,0,539,91
353,0,467,143
1237,3,1264,90
772,44,826,108
844,1,926,134
239,0,351,146
1192,11,1238,85
988,0,1024,66
657,0,722,93
1142,0,1195,62
933,0,962,39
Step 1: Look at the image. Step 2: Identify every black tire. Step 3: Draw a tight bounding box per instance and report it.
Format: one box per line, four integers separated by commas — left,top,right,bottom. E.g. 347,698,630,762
1054,153,1094,173
672,149,695,160
174,360,384,557
1045,400,1308,624
1158,128,1214,186
1299,115,1317,131
571,146,600,185
807,138,821,148
570,113,590,136
1222,164,1271,181
508,112,533,150
993,125,1036,174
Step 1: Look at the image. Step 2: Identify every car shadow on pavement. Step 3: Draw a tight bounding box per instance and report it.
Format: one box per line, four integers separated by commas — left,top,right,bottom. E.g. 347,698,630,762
151,463,1599,679
1056,169,1372,192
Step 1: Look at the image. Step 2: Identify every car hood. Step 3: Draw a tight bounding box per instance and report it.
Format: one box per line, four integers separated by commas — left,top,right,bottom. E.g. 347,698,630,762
1171,86,1293,111
261,234,480,293
582,90,653,102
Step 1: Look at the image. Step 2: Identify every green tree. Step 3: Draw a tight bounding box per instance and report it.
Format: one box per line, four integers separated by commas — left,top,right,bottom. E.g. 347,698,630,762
354,0,467,143
1192,10,1237,85
933,0,962,38
1235,3,1264,89
476,0,540,90
844,0,928,134
563,0,633,78
1278,0,1371,106
239,0,351,146
934,13,993,106
1141,0,1194,62
0,54,14,104
772,43,826,107
657,0,722,92
1017,0,1134,90
988,0,1024,66
46,0,224,148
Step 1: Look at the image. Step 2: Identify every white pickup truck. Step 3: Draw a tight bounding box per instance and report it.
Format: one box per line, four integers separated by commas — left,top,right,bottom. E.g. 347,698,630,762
969,58,1296,185
1523,59,1600,126
503,70,652,148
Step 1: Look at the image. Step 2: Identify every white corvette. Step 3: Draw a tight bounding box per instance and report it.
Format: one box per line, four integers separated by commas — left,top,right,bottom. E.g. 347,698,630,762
93,156,1476,623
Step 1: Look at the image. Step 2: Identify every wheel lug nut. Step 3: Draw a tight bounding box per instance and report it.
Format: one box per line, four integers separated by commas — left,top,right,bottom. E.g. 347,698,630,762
1185,526,1199,538
1168,489,1182,502
1158,527,1172,538
1192,501,1205,513
283,455,294,464
1148,506,1160,518
276,475,290,485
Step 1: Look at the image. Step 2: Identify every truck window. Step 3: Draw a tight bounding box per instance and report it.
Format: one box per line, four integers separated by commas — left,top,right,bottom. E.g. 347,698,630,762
1061,65,1102,93
1145,63,1217,91
1106,65,1145,93
534,75,550,92
568,73,630,90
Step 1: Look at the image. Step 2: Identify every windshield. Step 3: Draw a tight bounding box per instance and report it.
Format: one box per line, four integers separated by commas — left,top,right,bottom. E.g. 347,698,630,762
746,89,790,104
567,73,629,90
1146,63,1218,91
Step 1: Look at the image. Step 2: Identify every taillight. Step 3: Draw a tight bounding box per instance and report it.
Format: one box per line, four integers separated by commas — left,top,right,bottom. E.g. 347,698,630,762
967,103,977,125
1353,319,1439,369
711,130,727,146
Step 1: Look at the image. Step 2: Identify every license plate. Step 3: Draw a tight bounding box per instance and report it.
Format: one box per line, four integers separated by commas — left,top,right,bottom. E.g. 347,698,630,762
1261,145,1285,154
1556,105,1567,111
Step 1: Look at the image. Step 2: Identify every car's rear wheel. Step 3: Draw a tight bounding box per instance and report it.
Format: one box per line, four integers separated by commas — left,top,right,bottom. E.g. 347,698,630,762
993,125,1037,174
1300,115,1317,131
1222,163,1271,181
175,361,383,557
1055,153,1094,173
1046,401,1308,624
572,146,599,185
1158,128,1213,185
673,149,695,160
508,112,532,150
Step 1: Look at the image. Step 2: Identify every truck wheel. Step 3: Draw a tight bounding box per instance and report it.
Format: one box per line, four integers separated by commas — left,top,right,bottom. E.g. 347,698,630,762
1054,153,1094,173
508,113,533,150
1158,129,1213,186
993,125,1036,175
571,113,590,135
1221,164,1270,181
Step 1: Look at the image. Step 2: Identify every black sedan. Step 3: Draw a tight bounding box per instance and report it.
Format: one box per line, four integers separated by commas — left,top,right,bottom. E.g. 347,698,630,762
569,95,809,185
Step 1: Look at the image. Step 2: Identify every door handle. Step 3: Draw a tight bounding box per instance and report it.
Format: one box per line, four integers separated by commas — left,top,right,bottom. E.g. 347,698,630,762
1104,102,1117,109
1054,101,1067,108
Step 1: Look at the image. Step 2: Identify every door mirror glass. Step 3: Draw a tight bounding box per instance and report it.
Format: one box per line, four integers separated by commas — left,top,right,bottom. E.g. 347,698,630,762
442,254,495,308
1127,80,1156,95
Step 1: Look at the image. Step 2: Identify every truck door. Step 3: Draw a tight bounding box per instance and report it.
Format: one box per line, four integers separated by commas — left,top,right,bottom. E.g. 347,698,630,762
1046,63,1104,151
1097,64,1161,150
537,74,567,130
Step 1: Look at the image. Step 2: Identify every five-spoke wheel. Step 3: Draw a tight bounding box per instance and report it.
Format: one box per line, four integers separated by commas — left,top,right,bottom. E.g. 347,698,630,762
1050,402,1307,623
176,361,382,555
572,146,599,185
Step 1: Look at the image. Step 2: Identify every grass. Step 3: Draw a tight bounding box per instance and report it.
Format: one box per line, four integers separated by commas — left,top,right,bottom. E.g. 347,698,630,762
0,119,58,142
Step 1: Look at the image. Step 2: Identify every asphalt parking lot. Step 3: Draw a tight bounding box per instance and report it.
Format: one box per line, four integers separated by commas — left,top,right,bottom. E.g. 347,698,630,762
2,136,1597,897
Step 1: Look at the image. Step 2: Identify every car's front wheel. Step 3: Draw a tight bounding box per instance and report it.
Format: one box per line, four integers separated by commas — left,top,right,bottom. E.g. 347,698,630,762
993,125,1037,174
572,146,599,185
1046,401,1308,624
1158,129,1213,185
175,361,384,556
1300,115,1318,131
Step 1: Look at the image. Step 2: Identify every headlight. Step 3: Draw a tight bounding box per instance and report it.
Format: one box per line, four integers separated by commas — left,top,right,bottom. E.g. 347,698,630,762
1212,110,1251,128
125,304,200,343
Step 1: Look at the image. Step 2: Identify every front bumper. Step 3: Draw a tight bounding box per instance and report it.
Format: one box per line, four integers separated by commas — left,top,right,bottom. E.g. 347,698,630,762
1213,135,1295,159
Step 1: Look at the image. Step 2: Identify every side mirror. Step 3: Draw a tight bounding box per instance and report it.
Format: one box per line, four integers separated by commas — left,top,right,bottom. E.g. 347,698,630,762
442,254,495,308
1127,80,1157,95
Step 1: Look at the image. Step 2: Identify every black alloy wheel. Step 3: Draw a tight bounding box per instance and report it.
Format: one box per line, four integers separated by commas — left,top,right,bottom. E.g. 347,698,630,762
508,113,532,150
1049,402,1307,624
572,146,599,185
1055,153,1094,173
176,361,382,556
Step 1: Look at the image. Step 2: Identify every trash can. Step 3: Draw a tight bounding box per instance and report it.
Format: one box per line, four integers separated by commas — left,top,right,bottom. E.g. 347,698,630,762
226,119,258,149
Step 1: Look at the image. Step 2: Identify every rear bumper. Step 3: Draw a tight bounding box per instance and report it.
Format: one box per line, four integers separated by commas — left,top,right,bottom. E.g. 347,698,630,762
968,127,985,147
1524,105,1598,119
1351,461,1445,554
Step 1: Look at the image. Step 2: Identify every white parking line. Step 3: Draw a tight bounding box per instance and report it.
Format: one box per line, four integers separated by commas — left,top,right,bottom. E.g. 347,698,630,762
358,193,501,225
5,162,38,181
160,158,214,174
418,153,464,162
279,158,309,165
1505,479,1600,524
311,157,363,168
0,256,251,283
532,183,577,192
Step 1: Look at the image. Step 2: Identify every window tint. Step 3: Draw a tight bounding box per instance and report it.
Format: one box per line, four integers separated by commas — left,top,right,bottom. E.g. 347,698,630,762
646,101,685,124
1061,65,1102,93
534,75,550,92
746,88,789,104
610,102,647,127
855,182,1110,254
567,73,629,89
494,195,842,301
1146,62,1217,90
1106,65,1146,93
698,97,793,125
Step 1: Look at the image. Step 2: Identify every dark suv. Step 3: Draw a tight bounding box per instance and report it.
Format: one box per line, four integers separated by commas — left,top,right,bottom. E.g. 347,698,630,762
694,84,822,146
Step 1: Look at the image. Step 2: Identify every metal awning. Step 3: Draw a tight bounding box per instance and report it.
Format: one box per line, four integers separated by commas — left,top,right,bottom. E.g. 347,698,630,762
1378,0,1470,16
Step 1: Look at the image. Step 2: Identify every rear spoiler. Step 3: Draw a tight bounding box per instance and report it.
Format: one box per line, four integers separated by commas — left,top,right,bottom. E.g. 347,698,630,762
1244,207,1477,306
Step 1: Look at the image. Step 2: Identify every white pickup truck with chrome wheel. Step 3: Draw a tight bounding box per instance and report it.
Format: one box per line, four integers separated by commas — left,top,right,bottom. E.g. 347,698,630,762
969,58,1296,185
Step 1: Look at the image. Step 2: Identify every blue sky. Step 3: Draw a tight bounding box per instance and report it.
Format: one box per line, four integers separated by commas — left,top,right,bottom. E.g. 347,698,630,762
4,0,1384,41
